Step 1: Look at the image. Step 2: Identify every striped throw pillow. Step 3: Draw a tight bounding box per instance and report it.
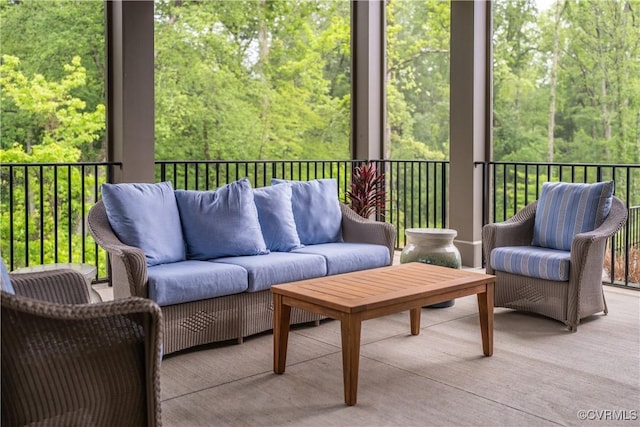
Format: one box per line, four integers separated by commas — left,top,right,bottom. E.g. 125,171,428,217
532,181,614,251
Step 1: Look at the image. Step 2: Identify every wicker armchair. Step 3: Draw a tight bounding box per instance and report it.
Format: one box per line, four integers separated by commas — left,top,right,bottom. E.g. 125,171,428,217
483,195,627,331
1,266,163,427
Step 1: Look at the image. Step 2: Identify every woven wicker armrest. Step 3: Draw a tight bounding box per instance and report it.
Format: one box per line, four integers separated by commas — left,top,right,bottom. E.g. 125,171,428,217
483,201,537,251
88,201,149,297
340,203,397,263
571,196,628,266
10,269,90,304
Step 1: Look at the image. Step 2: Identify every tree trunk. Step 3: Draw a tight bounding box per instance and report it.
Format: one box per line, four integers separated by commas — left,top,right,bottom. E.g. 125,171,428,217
257,0,270,160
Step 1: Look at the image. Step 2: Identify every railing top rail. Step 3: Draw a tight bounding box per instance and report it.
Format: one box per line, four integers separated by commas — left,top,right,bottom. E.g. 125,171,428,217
475,160,640,168
154,159,449,165
1,161,123,167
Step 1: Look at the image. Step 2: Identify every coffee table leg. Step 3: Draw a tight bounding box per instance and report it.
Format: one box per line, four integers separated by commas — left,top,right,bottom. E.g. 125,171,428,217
410,307,421,335
273,293,291,374
340,314,362,406
477,283,494,356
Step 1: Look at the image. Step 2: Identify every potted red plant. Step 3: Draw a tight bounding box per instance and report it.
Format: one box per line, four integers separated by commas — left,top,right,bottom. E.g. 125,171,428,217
347,162,386,219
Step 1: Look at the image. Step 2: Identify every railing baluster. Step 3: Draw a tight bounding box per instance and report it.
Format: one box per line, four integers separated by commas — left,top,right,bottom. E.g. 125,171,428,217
54,166,59,263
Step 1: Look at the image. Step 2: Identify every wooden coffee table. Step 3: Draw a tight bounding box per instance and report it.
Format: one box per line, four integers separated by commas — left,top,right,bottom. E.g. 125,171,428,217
271,262,495,406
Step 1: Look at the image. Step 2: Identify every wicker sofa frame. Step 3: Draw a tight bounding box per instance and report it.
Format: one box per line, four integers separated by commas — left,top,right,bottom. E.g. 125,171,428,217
88,200,396,354
482,196,628,331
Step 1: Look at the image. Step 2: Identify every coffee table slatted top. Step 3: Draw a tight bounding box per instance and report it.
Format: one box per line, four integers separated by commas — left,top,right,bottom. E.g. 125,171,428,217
271,262,494,313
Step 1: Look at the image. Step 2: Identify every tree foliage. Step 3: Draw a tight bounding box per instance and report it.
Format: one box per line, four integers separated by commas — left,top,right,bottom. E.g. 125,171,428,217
493,0,640,165
154,0,351,161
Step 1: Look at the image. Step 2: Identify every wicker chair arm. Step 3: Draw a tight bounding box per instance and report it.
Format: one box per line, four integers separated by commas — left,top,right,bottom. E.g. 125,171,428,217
561,197,627,329
482,201,537,273
494,201,537,247
88,201,149,297
571,197,628,271
340,203,397,264
572,197,628,247
9,269,90,304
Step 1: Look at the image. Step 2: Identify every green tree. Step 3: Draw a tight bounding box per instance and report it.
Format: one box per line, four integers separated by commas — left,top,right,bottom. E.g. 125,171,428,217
386,0,449,161
493,0,640,166
154,0,351,162
0,55,106,269
0,0,106,160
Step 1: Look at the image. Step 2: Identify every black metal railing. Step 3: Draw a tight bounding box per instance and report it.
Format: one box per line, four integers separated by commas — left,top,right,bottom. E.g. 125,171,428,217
2,159,638,287
0,162,121,282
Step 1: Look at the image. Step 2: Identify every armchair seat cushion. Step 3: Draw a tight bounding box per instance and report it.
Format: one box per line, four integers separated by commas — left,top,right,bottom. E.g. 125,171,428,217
490,246,571,282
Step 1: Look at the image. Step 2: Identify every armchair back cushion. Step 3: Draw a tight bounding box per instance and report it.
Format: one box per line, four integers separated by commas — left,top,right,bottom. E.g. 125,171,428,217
532,181,614,251
175,178,269,260
272,178,342,245
101,181,186,266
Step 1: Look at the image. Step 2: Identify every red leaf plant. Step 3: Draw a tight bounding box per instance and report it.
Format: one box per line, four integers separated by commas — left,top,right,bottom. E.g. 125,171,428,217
347,162,386,219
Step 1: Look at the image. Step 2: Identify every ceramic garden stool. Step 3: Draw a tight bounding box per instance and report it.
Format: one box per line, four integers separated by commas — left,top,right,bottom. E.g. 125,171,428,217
400,228,462,308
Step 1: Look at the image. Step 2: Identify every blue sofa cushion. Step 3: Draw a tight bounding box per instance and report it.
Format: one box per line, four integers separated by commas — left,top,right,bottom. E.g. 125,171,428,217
293,243,390,275
214,252,327,292
0,257,15,294
271,178,342,245
175,178,269,260
148,260,249,306
532,181,614,251
253,184,301,252
490,246,571,282
101,181,186,266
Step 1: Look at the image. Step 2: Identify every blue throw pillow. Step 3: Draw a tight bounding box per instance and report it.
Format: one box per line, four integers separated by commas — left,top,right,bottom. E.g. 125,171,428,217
101,181,186,266
253,184,302,252
271,178,342,245
0,257,15,294
532,181,614,251
175,178,269,260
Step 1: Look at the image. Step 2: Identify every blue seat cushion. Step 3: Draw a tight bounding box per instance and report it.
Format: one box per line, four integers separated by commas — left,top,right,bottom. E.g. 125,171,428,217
253,184,301,252
213,252,327,292
271,178,342,245
490,246,571,282
101,181,186,266
147,260,248,306
532,181,614,251
0,257,15,294
292,243,390,275
175,178,269,260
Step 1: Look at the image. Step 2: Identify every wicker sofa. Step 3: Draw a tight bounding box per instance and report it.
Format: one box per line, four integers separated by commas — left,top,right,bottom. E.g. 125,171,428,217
88,179,396,354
